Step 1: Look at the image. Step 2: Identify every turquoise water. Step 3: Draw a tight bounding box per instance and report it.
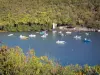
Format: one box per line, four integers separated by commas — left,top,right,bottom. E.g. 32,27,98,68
0,32,100,66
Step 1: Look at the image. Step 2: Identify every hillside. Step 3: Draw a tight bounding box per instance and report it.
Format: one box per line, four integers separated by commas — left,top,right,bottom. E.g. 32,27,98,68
0,0,100,31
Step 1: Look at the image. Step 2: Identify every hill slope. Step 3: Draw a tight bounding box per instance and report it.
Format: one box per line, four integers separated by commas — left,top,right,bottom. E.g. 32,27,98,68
0,0,100,31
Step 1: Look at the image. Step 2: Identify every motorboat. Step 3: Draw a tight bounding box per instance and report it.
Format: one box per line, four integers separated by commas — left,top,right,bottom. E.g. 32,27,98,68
41,35,47,38
29,34,36,38
74,35,81,40
40,31,46,35
58,31,62,34
8,34,13,36
66,31,72,34
36,32,39,33
98,30,100,32
52,30,57,33
44,33,48,36
60,33,64,36
83,38,91,42
56,40,66,44
85,33,89,36
19,35,28,40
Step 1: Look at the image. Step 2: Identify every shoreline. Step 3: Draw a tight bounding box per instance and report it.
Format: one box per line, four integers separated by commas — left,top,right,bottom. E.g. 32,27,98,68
57,26,98,32
0,27,99,32
0,30,7,32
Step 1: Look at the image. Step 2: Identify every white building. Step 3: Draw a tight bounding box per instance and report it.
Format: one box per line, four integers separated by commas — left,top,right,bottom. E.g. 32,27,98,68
53,23,57,29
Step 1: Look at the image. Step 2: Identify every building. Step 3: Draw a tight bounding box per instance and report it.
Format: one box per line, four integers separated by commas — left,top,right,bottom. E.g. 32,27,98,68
52,23,57,29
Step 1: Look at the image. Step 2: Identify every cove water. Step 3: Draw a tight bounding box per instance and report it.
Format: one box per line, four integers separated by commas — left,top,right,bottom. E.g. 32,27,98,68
0,31,100,66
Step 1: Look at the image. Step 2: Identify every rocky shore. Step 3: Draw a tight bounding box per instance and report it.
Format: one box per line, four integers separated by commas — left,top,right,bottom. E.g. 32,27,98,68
58,26,98,32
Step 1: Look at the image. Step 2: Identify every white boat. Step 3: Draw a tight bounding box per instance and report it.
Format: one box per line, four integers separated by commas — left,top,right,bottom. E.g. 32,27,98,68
58,31,64,36
58,31,62,34
56,40,66,44
85,33,89,36
66,31,72,34
74,35,81,40
98,30,100,32
29,34,36,38
52,30,57,33
36,32,39,33
83,38,91,42
60,33,64,36
20,35,24,38
41,32,48,38
44,33,48,36
19,35,28,40
41,35,47,38
40,31,46,35
8,34,13,36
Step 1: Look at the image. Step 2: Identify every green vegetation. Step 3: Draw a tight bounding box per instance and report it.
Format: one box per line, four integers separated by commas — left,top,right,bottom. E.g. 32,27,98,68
0,0,100,31
0,46,100,75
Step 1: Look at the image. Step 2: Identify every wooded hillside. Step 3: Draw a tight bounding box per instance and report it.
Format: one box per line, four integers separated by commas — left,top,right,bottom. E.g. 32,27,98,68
0,0,100,31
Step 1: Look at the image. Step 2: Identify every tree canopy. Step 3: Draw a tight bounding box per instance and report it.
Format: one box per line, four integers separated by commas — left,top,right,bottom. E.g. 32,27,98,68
0,0,100,31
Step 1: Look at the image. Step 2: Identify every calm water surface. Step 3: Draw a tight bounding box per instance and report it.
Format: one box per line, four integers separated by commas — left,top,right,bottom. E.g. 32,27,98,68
0,32,100,66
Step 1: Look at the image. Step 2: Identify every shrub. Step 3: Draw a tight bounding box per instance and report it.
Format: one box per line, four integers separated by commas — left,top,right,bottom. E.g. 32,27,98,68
0,46,100,75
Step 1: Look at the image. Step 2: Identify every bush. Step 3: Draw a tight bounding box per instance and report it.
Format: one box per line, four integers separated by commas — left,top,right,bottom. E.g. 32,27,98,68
0,46,100,75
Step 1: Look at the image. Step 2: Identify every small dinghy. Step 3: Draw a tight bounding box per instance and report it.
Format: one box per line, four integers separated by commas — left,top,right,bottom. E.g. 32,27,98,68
29,34,36,38
19,35,28,40
74,35,81,40
41,35,47,38
58,31,62,34
85,33,89,36
58,31,64,36
40,32,44,35
40,31,46,35
8,34,13,36
56,40,66,44
60,33,64,36
36,32,39,33
52,30,57,33
98,30,100,32
44,33,48,36
83,38,91,43
41,32,48,38
66,31,72,34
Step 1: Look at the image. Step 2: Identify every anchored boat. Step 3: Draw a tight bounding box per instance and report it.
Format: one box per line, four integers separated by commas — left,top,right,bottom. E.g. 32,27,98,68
83,38,91,42
56,40,66,44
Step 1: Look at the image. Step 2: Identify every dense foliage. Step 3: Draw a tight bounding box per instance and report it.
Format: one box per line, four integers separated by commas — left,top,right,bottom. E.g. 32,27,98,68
0,46,100,75
0,0,100,31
